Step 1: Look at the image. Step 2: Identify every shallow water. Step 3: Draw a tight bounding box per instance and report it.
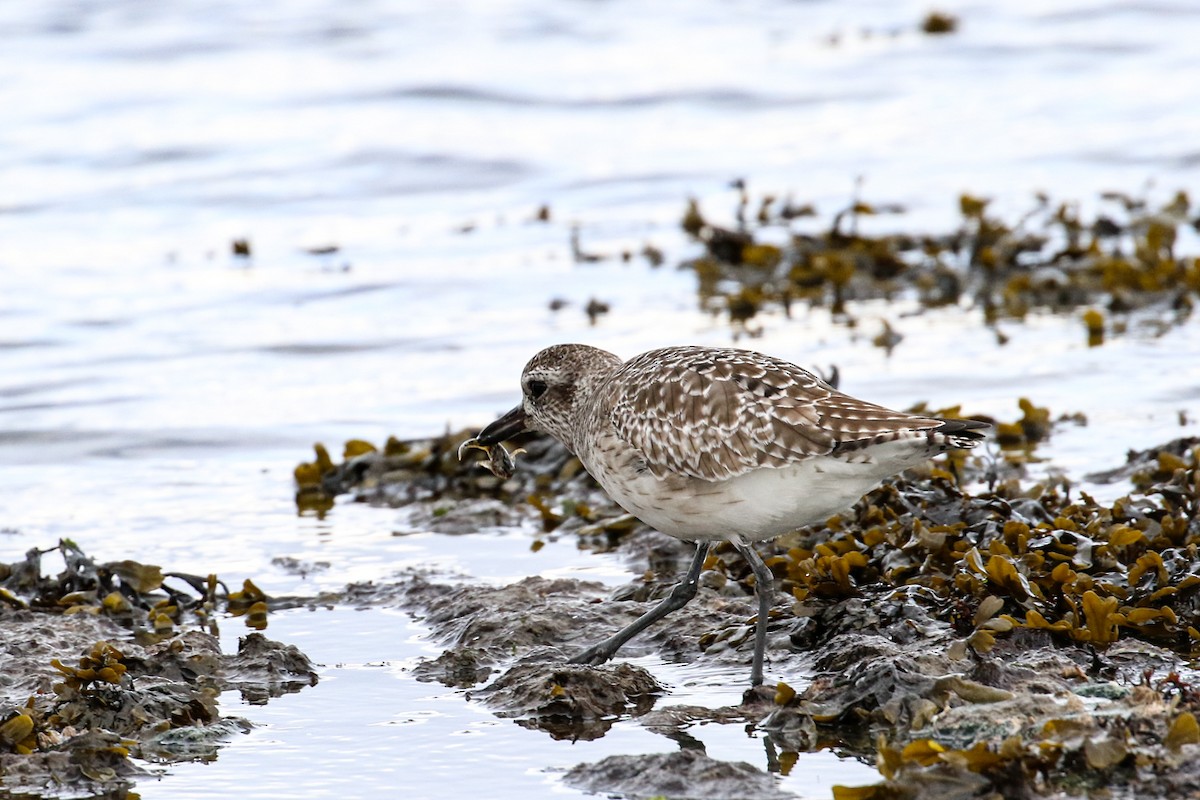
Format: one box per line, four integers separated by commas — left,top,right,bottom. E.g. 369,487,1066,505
3,0,1200,797
132,608,878,799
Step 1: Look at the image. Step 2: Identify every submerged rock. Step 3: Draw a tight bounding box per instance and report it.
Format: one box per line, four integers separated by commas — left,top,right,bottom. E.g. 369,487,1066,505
222,632,319,705
563,749,796,800
477,662,661,740
411,647,493,688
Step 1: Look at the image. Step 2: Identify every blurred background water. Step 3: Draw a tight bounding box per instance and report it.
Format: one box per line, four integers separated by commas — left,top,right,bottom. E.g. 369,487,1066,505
2,1,1199,797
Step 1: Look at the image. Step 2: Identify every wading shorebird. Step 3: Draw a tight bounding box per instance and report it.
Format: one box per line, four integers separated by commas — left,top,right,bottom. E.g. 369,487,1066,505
467,344,988,686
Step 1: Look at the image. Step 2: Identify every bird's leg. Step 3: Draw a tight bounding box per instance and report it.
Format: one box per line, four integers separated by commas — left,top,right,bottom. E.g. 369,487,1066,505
731,537,774,687
570,541,711,666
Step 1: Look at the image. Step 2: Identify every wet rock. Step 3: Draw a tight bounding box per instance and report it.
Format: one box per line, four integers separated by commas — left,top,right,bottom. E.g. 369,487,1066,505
1084,436,1200,485
0,611,129,698
0,624,318,797
788,586,951,652
131,629,224,683
476,662,661,740
140,716,253,762
0,730,147,799
0,542,318,800
401,497,532,535
764,633,960,739
53,675,221,741
640,703,765,737
270,556,330,576
334,573,448,609
764,615,1200,798
563,749,795,800
394,570,802,682
414,575,609,653
411,647,494,688
221,632,319,704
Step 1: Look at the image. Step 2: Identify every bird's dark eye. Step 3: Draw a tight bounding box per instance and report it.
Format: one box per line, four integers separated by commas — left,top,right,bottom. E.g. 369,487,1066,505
528,379,548,399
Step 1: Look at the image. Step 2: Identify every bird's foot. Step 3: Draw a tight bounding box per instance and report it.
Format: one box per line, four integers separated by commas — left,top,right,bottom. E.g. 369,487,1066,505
741,683,776,706
567,646,614,666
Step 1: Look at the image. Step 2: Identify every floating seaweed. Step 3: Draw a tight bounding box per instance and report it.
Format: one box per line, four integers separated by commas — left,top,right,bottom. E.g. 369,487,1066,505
675,188,1200,341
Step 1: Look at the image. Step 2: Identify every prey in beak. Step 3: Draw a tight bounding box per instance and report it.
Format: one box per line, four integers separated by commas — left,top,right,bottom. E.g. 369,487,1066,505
458,405,528,479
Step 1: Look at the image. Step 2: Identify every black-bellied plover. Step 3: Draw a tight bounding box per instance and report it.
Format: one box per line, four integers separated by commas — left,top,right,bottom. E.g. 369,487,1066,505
471,344,988,686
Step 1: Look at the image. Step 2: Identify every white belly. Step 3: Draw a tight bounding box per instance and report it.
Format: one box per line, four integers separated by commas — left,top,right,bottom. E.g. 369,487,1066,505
588,453,899,543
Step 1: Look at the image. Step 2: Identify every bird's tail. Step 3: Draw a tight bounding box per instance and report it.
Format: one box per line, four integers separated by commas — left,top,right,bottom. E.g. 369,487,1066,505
933,418,990,449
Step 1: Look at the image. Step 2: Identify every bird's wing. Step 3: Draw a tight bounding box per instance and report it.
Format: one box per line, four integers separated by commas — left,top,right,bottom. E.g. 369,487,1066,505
607,346,941,481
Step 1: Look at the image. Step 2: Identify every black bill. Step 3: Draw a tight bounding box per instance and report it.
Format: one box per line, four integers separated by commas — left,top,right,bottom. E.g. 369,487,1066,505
476,404,528,445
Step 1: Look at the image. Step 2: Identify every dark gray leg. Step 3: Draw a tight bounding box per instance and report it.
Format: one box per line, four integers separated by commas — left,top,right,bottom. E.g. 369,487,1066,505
731,538,774,687
570,542,711,666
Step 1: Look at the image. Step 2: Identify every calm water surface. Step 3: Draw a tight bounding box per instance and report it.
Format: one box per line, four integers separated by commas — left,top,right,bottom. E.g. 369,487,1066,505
3,1,1199,797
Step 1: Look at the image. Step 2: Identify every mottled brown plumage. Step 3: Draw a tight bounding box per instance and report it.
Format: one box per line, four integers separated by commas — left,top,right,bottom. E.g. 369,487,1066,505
604,346,967,481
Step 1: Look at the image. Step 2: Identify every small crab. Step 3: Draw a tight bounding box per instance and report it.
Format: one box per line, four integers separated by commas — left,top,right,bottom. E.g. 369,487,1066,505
457,437,524,479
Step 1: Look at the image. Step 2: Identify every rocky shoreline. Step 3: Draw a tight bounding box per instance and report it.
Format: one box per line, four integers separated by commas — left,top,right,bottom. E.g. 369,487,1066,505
288,416,1200,799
